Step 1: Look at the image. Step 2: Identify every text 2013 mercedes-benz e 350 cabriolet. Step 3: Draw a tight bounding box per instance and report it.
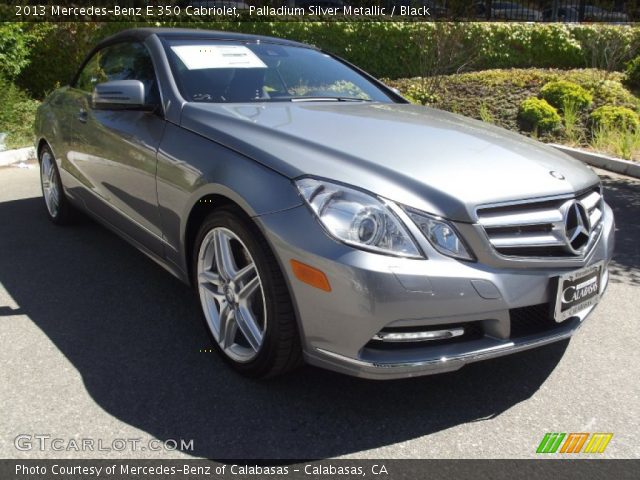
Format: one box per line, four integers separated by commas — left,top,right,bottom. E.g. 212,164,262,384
35,28,614,379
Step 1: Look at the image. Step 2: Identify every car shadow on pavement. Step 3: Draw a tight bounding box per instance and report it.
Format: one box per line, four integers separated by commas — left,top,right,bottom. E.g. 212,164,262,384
599,173,640,287
6,179,635,458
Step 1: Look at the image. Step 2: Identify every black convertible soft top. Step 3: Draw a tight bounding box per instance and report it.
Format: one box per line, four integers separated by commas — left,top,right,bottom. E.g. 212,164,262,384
95,27,316,51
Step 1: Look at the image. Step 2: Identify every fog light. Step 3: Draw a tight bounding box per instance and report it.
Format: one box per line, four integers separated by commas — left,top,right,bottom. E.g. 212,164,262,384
373,327,465,343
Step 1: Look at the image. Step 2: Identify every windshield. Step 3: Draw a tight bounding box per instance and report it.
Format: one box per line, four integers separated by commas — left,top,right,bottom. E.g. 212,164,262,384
163,39,395,103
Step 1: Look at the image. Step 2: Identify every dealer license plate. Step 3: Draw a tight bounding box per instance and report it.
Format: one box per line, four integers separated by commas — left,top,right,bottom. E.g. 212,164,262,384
553,262,603,323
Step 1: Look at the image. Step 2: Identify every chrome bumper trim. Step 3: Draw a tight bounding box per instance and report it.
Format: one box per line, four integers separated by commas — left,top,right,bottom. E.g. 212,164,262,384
315,304,597,373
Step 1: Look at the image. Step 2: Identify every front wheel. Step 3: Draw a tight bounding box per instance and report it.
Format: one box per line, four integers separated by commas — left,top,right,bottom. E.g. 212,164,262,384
39,145,78,225
193,207,302,378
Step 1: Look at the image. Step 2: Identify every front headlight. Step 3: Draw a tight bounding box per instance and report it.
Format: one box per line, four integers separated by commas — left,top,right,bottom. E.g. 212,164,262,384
295,178,422,258
407,210,474,261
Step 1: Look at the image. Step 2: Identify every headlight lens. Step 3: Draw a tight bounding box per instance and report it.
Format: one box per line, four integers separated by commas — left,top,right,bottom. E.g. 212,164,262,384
295,178,422,258
407,211,474,261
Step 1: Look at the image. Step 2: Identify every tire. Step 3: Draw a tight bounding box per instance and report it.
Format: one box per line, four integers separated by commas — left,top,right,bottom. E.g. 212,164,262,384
39,145,79,225
192,206,302,378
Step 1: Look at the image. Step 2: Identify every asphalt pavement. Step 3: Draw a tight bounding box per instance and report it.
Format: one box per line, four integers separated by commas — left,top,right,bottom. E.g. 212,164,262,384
0,163,638,459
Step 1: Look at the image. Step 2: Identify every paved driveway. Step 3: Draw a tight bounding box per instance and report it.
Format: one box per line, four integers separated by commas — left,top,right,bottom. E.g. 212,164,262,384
1,164,638,459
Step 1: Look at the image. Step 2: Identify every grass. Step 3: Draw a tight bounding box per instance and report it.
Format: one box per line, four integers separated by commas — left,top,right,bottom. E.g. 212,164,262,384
479,102,494,124
591,124,640,161
386,68,640,161
562,100,583,146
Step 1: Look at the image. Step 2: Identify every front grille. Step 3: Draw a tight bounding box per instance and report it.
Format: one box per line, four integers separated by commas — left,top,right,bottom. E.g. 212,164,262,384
477,186,604,258
509,303,560,338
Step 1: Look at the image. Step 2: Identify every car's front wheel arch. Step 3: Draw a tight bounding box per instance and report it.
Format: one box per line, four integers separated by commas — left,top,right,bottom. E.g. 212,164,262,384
190,204,304,377
184,194,248,287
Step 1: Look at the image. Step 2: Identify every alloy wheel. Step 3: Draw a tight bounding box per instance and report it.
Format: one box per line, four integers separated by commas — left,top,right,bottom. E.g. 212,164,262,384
40,151,61,218
197,227,267,362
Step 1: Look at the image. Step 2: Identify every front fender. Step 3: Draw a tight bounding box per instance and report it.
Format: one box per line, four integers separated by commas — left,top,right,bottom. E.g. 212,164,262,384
156,122,302,276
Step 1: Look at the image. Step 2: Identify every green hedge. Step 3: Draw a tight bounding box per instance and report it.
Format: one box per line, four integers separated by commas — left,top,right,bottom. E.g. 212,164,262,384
625,56,640,90
3,22,640,98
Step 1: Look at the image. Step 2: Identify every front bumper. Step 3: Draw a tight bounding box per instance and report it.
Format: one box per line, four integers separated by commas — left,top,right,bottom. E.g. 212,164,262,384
256,202,615,380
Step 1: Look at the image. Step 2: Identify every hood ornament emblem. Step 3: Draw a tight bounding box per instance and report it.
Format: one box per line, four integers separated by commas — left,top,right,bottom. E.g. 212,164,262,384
550,171,566,180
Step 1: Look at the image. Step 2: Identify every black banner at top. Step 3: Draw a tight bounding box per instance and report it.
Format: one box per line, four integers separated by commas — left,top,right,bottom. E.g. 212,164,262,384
1,1,639,22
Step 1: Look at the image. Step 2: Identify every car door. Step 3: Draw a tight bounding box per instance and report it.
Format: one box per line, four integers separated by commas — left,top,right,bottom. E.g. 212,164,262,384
71,41,166,256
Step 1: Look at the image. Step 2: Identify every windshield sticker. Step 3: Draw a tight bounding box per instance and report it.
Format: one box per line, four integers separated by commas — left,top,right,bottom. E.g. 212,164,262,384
171,45,267,70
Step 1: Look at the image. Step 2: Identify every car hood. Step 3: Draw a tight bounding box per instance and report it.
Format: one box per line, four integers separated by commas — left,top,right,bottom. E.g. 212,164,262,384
181,102,599,222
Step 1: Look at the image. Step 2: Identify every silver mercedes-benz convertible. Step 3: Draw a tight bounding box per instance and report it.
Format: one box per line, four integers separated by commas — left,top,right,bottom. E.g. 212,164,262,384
35,28,614,379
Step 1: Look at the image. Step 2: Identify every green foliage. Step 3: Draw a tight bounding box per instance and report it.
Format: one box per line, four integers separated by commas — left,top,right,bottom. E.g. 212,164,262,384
624,56,640,90
540,80,593,110
0,76,39,149
388,68,639,143
562,100,582,145
590,105,640,132
479,102,494,124
470,23,583,70
17,23,108,98
571,25,640,72
0,23,34,80
518,97,561,132
7,22,640,99
593,79,639,110
591,122,640,160
404,84,439,105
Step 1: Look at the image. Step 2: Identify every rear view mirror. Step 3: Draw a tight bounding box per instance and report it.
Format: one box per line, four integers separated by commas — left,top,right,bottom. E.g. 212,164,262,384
92,80,153,110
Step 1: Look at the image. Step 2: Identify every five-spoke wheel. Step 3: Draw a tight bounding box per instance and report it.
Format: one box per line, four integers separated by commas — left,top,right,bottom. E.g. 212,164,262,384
197,227,266,362
41,149,61,218
39,145,77,224
193,207,302,377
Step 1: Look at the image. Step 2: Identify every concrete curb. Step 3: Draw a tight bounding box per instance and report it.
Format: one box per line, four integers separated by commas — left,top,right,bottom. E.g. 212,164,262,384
0,147,36,167
550,144,640,179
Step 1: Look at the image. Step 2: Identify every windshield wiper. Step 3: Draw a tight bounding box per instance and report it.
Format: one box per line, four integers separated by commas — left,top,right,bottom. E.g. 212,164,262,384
289,96,372,103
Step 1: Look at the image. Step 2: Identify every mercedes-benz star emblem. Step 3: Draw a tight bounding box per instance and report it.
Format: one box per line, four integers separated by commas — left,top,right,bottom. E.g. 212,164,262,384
563,200,591,254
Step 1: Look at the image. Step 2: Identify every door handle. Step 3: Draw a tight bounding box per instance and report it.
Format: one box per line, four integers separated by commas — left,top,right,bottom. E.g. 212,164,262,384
77,108,88,123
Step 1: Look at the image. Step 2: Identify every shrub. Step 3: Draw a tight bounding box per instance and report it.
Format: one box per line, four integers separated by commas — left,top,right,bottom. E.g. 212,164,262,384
0,76,39,149
404,84,439,105
540,80,593,110
388,68,638,140
0,24,33,80
624,56,640,90
590,105,640,132
593,79,639,110
518,98,561,132
572,25,640,72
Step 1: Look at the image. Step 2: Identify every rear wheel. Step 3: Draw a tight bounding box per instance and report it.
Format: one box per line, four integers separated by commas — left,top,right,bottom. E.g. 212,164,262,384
193,207,302,378
39,145,78,225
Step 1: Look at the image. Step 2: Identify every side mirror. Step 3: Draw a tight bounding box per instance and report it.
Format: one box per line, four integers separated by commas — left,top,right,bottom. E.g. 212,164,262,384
92,80,153,110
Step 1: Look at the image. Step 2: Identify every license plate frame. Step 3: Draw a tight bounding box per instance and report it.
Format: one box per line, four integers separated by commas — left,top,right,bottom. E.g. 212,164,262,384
553,261,604,323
